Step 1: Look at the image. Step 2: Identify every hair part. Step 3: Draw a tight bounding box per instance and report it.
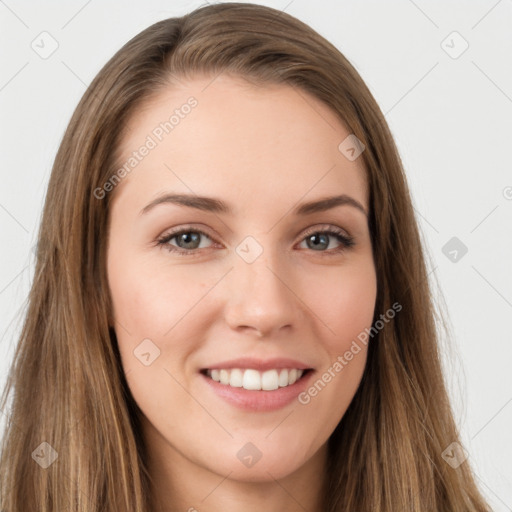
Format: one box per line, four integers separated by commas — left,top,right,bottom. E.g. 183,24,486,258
0,3,490,510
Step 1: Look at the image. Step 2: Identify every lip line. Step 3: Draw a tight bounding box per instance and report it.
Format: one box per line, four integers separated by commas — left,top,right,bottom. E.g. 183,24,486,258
200,357,314,372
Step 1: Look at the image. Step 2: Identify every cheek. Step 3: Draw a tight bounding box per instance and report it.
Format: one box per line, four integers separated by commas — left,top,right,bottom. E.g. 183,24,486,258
108,269,165,336
296,261,376,427
108,250,206,337
299,258,376,399
308,258,377,350
107,251,216,387
106,255,203,420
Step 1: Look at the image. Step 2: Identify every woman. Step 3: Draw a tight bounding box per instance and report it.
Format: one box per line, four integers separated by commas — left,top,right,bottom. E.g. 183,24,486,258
0,3,491,511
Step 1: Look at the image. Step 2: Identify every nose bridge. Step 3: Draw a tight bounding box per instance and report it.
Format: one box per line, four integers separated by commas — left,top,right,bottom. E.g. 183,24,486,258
224,237,298,335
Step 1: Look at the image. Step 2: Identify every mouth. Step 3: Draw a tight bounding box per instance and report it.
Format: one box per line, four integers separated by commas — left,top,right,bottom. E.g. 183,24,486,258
200,367,314,391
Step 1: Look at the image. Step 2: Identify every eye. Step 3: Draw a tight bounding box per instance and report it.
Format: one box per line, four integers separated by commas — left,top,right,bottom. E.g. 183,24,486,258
157,227,215,255
298,225,355,254
156,224,355,256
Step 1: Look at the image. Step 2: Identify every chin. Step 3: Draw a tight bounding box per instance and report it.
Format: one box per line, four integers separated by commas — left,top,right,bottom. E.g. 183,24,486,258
204,440,316,483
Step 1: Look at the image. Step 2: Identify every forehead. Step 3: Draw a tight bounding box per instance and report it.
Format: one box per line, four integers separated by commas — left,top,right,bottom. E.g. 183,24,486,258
114,74,368,214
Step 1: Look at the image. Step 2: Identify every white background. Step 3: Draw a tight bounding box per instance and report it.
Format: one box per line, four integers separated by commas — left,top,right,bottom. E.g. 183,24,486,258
0,0,511,509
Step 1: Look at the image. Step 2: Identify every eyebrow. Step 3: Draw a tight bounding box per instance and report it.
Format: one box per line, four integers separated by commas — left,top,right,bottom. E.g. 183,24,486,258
140,193,368,217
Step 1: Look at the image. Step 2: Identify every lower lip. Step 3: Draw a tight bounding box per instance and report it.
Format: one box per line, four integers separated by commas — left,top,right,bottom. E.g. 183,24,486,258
200,370,315,412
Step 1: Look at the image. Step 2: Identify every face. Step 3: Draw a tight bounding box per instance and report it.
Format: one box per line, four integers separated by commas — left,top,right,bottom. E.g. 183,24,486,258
106,74,377,484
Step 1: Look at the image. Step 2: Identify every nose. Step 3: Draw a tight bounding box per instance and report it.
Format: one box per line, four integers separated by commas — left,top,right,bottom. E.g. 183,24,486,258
223,247,301,338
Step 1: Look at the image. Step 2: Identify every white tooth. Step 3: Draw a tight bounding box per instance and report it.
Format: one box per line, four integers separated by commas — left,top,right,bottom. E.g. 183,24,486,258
278,369,289,387
242,369,261,390
210,367,305,389
261,369,279,391
229,368,243,387
220,369,230,385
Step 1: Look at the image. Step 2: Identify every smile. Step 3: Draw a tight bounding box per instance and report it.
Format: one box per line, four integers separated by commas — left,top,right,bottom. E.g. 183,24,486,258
204,368,308,390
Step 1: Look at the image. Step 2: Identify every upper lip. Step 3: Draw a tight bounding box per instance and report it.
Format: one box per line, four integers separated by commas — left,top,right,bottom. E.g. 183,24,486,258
201,357,314,372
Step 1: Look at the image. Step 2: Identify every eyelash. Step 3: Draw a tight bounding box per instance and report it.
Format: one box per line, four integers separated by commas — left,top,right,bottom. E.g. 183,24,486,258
156,225,355,257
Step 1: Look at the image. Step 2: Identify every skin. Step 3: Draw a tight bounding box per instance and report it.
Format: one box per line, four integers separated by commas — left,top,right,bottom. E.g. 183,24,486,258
106,74,377,512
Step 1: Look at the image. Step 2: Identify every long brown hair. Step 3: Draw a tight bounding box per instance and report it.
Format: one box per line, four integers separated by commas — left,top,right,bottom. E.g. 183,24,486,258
0,3,490,510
